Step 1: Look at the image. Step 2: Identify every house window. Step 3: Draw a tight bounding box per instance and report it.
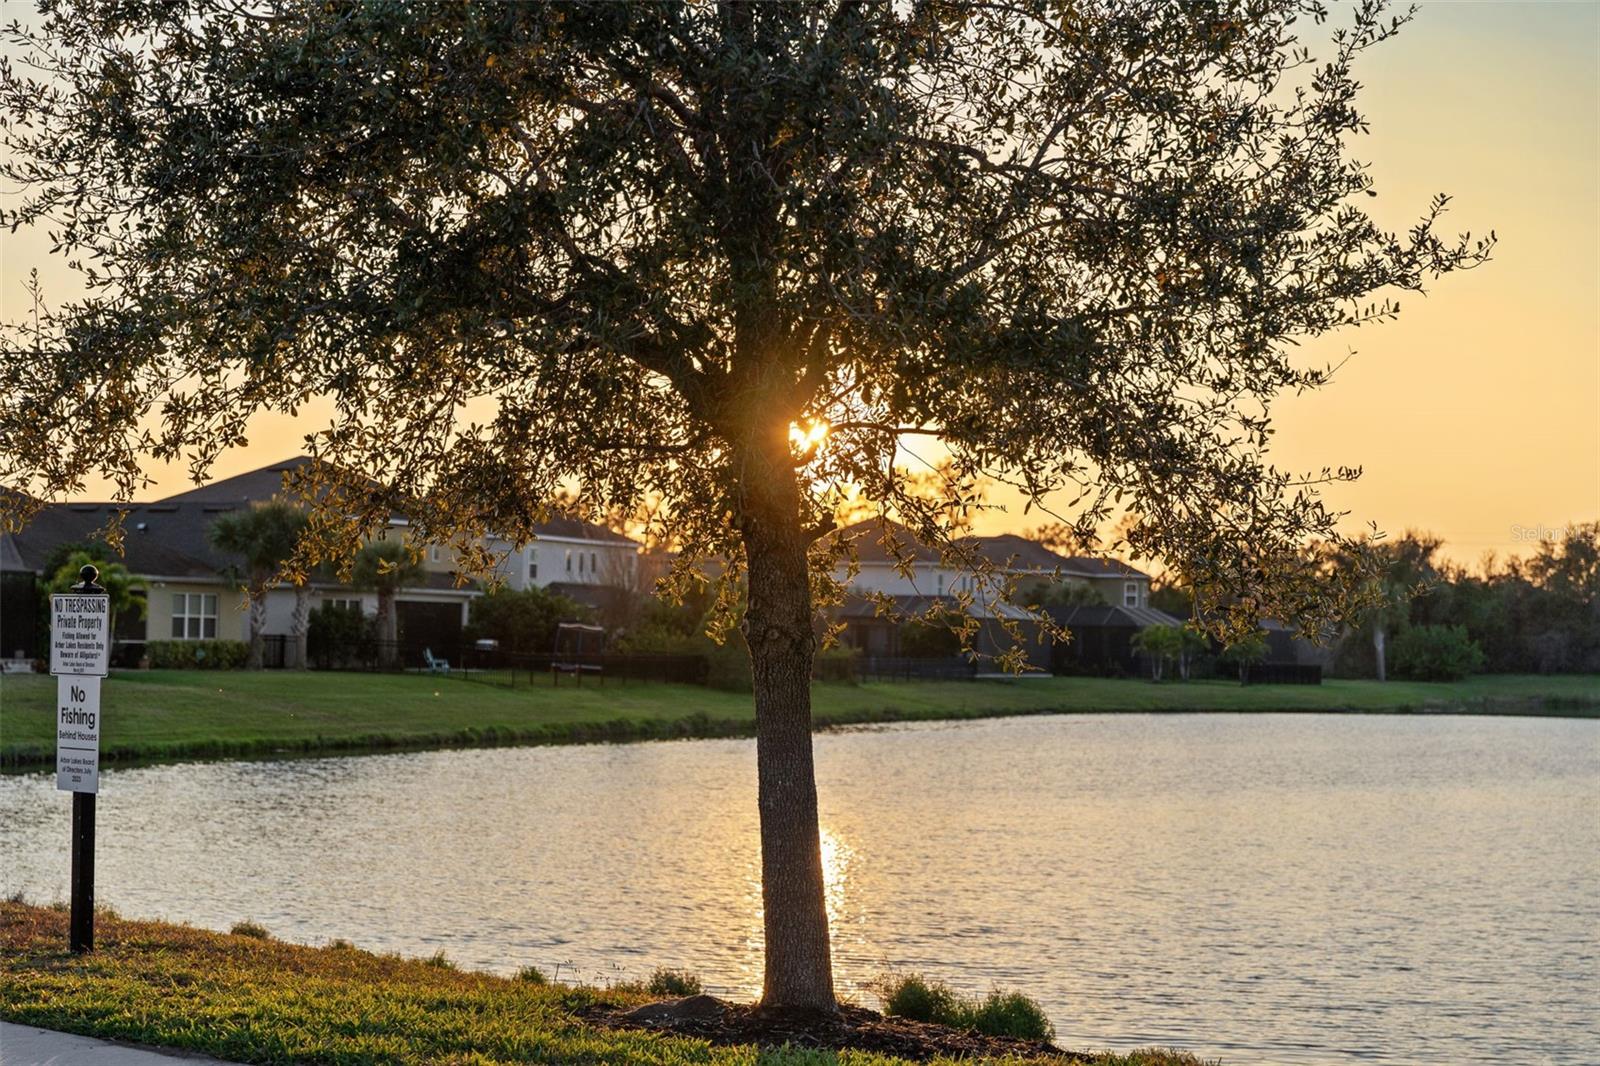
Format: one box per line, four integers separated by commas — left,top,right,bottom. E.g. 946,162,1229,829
324,598,361,613
590,551,598,573
565,549,573,573
1124,582,1139,607
171,593,218,640
527,552,538,582
937,572,945,594
430,546,441,562
578,552,586,574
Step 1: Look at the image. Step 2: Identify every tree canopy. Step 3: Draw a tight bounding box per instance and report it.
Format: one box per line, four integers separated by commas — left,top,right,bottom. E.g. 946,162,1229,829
0,0,1490,1010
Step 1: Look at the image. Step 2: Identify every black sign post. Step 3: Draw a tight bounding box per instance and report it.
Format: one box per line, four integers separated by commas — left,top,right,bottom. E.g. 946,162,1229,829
70,790,96,953
64,564,105,954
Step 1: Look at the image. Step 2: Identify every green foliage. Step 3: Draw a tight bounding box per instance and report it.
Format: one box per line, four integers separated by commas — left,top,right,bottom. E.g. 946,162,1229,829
897,619,964,658
617,593,752,691
351,540,426,596
877,973,960,1024
423,951,457,971
812,646,860,684
516,965,548,985
875,973,1054,1041
1148,580,1193,619
46,552,146,626
145,640,249,670
1217,631,1269,683
965,991,1057,1042
1320,523,1600,677
465,586,588,654
5,901,1215,1066
306,603,375,666
1392,625,1486,682
1131,625,1183,681
208,504,308,584
644,968,703,997
229,921,269,939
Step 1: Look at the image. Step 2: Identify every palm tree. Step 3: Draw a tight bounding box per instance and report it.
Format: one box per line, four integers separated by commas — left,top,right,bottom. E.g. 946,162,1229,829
1131,624,1182,681
208,503,308,669
1334,533,1442,682
48,553,147,660
352,538,425,667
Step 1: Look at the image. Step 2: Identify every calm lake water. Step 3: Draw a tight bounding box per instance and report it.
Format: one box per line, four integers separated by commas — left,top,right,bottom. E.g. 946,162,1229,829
2,713,1596,1064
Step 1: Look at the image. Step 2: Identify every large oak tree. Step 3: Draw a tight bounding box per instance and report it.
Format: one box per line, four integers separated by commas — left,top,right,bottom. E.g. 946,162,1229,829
0,1,1488,1011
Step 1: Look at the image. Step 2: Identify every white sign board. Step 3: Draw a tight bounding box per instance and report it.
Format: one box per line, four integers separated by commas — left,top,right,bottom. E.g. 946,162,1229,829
56,676,101,794
50,594,111,678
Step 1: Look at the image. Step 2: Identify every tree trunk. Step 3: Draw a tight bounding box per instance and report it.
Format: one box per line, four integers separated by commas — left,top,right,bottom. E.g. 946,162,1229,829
290,584,311,670
1373,624,1387,682
245,583,268,670
739,438,835,1015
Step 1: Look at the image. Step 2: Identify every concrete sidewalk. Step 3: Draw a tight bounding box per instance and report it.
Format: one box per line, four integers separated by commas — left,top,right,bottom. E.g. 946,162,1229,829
0,1022,242,1066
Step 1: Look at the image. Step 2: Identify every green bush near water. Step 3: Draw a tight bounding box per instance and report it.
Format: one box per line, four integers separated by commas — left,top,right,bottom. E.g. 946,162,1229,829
876,973,1055,1041
645,968,704,997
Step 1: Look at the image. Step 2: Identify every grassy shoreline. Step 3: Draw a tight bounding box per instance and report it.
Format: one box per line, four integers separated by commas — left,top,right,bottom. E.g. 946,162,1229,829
1,670,1595,771
0,901,1207,1066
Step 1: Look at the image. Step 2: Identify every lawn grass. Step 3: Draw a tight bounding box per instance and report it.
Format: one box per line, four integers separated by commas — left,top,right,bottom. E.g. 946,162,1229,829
1,669,1594,770
0,900,1209,1066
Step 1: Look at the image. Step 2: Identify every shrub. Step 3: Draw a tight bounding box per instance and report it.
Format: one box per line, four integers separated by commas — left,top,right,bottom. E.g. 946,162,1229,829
645,968,704,997
966,990,1055,1040
875,973,1054,1041
878,972,960,1023
812,645,860,683
516,965,549,984
229,921,269,939
423,950,456,970
1392,624,1486,681
465,585,589,654
147,640,250,669
307,603,375,667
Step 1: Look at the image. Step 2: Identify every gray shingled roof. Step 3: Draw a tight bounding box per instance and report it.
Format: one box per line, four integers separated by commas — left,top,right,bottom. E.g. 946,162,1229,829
1,501,246,579
163,457,633,545
158,456,320,504
833,518,1148,578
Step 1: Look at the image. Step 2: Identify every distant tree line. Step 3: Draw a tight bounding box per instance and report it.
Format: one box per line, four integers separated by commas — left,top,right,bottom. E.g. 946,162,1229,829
1149,523,1600,679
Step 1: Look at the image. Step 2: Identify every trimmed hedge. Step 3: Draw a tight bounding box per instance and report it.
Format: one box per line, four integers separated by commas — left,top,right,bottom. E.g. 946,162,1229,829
146,640,250,670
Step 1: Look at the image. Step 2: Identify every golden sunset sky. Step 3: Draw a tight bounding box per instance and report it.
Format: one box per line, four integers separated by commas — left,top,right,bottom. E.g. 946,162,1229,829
2,2,1596,566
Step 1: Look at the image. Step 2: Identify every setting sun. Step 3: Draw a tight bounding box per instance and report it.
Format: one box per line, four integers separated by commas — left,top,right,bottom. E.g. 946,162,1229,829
789,420,829,455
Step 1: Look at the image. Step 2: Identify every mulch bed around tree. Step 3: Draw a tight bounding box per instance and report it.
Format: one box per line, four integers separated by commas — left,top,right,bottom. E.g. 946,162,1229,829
580,995,1068,1062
